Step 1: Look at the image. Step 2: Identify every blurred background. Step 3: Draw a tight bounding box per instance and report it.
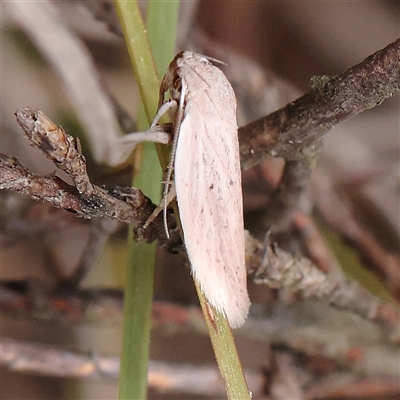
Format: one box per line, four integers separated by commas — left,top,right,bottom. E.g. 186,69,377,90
1,1,399,399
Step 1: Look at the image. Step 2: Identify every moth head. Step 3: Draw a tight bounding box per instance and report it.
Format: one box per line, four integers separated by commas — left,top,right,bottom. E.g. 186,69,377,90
158,52,185,108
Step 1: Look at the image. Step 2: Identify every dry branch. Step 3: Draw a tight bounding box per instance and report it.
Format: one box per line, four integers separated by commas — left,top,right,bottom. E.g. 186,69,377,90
1,109,170,242
246,232,400,339
0,153,149,226
15,108,94,195
260,158,313,232
2,225,399,340
2,336,399,398
0,337,263,396
2,283,400,380
238,38,400,169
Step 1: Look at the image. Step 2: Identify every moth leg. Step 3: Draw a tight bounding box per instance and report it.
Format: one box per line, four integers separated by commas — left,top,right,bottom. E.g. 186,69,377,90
122,99,176,147
151,99,177,128
142,182,176,233
113,100,177,163
159,79,188,238
120,125,170,145
143,82,187,237
111,125,169,164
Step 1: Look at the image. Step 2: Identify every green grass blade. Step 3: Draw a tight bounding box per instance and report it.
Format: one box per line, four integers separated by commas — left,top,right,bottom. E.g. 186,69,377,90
114,1,178,399
146,1,179,77
195,283,251,400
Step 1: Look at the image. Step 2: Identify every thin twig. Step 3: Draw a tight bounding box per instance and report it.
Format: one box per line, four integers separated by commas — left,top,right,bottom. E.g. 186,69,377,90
44,218,121,286
2,224,399,340
259,159,313,233
238,38,400,169
293,211,342,274
15,108,94,195
0,191,82,245
0,154,151,227
2,282,400,377
0,280,198,326
246,232,400,339
0,337,263,396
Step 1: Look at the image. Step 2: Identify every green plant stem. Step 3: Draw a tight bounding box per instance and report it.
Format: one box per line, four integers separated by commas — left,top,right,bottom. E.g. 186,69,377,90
114,2,158,122
146,1,179,77
115,1,178,399
119,237,156,400
195,282,251,400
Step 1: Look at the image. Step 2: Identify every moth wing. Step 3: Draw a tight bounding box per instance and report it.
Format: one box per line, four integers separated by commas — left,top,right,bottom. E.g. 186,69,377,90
174,87,250,328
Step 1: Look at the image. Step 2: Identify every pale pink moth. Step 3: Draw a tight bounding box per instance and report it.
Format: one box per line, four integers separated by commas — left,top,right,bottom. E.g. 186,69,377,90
153,51,250,328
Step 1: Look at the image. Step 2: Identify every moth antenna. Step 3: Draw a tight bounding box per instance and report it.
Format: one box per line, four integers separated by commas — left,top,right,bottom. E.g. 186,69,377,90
193,52,228,67
162,79,188,238
204,55,228,67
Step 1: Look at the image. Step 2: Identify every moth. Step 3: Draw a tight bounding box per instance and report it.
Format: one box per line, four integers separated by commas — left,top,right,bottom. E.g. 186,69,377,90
151,51,250,328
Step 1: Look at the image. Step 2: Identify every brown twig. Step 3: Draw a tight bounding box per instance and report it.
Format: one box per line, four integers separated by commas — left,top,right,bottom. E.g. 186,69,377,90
0,279,199,326
4,108,177,241
260,159,313,233
246,233,400,339
238,38,400,169
15,108,94,195
0,190,82,245
202,37,399,235
0,153,150,226
3,218,399,340
0,337,264,396
2,108,168,235
48,218,120,285
2,279,400,380
2,337,399,399
293,211,342,274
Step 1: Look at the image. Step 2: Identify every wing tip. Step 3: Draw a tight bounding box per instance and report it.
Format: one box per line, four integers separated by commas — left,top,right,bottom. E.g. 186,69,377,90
224,296,251,329
206,288,251,329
